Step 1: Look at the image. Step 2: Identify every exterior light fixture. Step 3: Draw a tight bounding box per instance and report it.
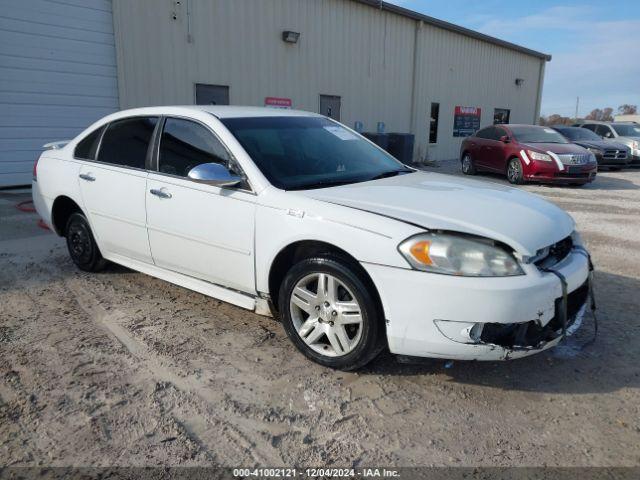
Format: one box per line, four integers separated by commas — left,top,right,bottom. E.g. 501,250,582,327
282,31,300,44
515,78,525,86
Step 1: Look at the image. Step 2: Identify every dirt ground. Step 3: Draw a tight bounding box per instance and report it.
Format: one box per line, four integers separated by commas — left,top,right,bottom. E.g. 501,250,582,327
1,164,639,468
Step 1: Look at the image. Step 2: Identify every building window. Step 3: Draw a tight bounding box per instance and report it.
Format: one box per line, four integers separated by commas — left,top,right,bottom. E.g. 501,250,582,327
195,84,230,105
429,103,439,143
494,108,510,125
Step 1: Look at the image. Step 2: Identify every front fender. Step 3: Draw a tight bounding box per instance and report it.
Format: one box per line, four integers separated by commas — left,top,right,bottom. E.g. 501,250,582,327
254,191,420,294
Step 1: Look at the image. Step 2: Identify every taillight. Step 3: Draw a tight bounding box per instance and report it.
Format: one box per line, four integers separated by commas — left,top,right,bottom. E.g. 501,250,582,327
33,156,39,182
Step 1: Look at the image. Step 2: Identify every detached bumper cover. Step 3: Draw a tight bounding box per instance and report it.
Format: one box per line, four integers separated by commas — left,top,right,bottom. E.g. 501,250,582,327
363,249,590,361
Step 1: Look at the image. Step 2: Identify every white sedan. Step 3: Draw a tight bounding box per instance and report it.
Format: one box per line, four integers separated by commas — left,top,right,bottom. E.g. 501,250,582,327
32,106,591,370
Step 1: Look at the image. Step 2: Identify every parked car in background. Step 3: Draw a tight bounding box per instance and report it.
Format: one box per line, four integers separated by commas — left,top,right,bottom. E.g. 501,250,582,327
32,106,591,369
551,125,630,170
575,121,640,166
460,124,597,185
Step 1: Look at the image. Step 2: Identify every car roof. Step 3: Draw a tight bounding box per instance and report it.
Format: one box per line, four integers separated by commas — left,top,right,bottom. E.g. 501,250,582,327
106,105,323,119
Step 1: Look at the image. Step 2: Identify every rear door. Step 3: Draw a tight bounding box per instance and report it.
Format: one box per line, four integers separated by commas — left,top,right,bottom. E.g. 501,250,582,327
146,117,256,293
78,116,158,263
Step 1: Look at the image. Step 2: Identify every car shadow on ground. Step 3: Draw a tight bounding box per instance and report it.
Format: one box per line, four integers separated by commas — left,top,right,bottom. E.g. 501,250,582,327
465,170,640,191
362,270,640,395
421,161,640,191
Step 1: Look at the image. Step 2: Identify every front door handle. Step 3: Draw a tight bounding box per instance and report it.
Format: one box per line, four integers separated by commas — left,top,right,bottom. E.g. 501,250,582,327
79,173,95,182
150,188,172,199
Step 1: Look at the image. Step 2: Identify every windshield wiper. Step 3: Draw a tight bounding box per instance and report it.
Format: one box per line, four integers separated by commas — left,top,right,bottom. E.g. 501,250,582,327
291,178,360,190
368,169,414,181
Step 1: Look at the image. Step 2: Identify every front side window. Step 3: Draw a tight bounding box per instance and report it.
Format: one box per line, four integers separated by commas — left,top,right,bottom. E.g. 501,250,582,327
98,117,158,169
74,126,105,160
509,126,569,144
221,116,410,190
158,118,230,177
475,127,496,139
595,125,614,138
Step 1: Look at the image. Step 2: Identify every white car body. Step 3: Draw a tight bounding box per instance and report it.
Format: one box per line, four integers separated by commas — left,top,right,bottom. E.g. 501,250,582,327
32,106,591,362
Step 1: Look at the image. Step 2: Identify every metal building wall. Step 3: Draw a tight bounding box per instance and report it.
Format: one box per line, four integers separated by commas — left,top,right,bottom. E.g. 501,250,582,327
0,0,119,187
112,0,546,162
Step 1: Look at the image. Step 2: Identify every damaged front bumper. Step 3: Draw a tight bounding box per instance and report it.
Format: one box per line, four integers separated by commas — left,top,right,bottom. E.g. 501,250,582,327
362,246,591,361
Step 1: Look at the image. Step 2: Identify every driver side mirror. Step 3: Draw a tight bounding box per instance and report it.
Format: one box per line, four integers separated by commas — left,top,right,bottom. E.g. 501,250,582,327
188,163,242,188
500,135,510,143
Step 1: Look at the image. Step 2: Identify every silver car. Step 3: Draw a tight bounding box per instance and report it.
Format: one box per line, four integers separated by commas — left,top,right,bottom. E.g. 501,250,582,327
577,121,640,165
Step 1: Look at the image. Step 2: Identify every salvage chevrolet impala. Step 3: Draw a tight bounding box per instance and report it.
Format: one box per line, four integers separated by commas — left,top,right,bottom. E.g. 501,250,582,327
32,106,591,370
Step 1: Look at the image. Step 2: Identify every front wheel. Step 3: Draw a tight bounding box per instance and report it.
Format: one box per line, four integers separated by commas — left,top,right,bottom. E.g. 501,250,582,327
506,158,524,184
65,212,107,272
278,256,384,370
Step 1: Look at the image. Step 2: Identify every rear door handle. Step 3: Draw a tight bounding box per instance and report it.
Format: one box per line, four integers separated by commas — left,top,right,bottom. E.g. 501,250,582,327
79,173,95,182
150,188,172,199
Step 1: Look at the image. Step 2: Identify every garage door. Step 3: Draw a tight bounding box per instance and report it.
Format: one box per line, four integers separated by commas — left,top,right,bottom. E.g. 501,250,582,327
0,0,119,187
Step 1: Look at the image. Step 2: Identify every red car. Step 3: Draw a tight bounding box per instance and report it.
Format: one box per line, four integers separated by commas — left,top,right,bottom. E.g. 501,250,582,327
460,124,598,185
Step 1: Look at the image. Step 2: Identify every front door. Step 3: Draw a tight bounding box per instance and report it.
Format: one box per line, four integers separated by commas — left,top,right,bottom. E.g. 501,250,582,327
484,126,508,171
319,95,341,121
145,117,256,293
78,116,158,264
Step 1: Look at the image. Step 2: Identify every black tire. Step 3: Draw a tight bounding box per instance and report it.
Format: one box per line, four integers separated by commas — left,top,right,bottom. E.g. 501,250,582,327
65,212,107,272
278,255,385,370
506,157,524,184
461,152,476,175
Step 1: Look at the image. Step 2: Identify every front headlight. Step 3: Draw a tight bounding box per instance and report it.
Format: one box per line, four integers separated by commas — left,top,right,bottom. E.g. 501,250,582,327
633,141,639,150
398,233,524,277
527,150,553,162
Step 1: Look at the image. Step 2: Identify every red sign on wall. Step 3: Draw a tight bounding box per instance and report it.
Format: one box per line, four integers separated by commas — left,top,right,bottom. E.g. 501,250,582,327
265,97,292,109
453,106,482,137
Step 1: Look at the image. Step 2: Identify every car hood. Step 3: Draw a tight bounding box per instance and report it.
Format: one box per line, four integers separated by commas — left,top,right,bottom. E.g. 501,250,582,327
521,142,587,154
299,172,574,257
574,140,629,150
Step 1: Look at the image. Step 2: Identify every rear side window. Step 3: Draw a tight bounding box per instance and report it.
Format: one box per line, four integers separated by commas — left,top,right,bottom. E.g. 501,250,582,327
158,118,230,177
74,126,104,160
582,124,597,132
98,117,158,169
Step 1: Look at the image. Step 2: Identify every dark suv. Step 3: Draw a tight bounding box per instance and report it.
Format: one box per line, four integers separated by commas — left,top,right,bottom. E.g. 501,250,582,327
552,125,630,170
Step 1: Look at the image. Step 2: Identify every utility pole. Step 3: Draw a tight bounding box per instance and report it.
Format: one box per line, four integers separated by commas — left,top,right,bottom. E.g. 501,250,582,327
574,97,580,120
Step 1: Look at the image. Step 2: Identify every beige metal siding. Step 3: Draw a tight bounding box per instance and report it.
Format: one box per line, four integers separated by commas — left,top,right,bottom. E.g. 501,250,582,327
112,0,546,162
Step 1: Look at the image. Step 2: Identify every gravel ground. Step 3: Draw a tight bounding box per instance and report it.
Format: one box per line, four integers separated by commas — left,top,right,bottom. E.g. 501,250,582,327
1,164,639,468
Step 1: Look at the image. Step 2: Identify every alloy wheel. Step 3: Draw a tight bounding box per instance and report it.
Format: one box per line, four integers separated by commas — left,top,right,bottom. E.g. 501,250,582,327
462,154,472,173
289,272,363,357
507,159,522,183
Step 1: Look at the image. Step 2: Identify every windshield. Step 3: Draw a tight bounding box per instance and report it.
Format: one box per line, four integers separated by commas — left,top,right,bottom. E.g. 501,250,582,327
556,127,601,141
612,124,640,137
510,126,569,144
220,116,411,190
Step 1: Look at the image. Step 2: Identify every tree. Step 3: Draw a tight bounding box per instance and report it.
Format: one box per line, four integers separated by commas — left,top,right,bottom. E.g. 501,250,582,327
585,107,614,121
618,104,638,115
585,108,602,121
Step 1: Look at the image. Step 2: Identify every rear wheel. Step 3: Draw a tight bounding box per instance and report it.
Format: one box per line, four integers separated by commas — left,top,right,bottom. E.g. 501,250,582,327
278,255,384,370
65,213,107,272
461,153,476,175
506,158,524,184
